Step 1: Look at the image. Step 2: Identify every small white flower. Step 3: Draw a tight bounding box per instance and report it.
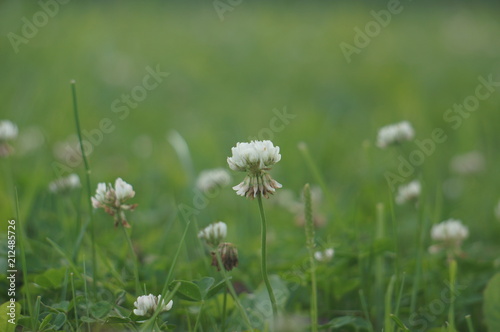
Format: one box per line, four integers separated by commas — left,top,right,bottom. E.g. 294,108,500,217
450,151,485,175
395,180,421,205
196,168,231,193
376,121,415,148
198,221,227,247
0,120,18,141
0,120,18,157
314,248,334,262
227,140,282,199
430,219,468,258
91,178,137,227
431,219,469,243
49,173,81,194
133,294,173,317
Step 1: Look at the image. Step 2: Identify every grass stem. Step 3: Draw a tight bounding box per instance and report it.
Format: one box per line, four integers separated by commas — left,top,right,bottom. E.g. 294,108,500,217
15,188,34,330
70,80,97,295
304,184,318,332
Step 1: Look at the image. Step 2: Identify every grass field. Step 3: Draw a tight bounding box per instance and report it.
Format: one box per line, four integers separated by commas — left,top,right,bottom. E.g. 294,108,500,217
1,0,500,331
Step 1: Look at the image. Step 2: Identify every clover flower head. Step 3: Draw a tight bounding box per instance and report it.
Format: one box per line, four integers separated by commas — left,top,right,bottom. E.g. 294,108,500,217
376,121,414,148
450,151,485,175
0,120,18,141
196,168,231,193
431,219,469,242
198,221,227,247
395,180,421,205
133,294,173,317
0,120,18,157
314,248,334,262
211,242,239,271
49,173,81,194
228,140,281,172
429,219,468,257
227,140,282,199
91,178,137,227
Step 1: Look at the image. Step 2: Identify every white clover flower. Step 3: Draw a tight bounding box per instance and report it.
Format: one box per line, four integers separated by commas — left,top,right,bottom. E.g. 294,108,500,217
376,121,415,148
49,173,81,194
228,140,281,172
395,180,421,205
196,168,231,193
430,219,468,257
314,248,334,262
431,219,469,242
450,151,485,175
0,120,18,157
198,221,227,247
133,294,173,317
0,120,18,141
227,140,282,199
91,178,137,227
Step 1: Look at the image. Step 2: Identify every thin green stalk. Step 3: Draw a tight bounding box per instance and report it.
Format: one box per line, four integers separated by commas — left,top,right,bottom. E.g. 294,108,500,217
298,142,334,204
257,194,278,319
384,275,396,332
465,315,474,332
119,222,141,295
70,273,80,330
215,251,253,330
387,192,400,278
142,219,192,331
34,296,41,331
193,301,204,332
221,287,228,332
15,188,34,330
448,259,457,332
375,203,385,324
70,80,97,294
410,191,426,314
304,184,318,332
358,289,374,332
82,259,91,332
394,273,406,317
162,219,191,295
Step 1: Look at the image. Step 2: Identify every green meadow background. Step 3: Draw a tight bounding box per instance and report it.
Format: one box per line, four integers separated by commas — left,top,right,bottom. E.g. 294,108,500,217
1,0,500,331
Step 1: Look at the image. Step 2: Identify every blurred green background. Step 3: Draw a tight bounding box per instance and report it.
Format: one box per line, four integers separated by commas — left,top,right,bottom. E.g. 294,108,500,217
1,0,500,330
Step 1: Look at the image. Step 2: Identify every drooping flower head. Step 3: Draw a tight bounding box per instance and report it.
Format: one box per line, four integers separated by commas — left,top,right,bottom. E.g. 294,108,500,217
198,221,227,247
395,180,421,205
196,168,231,193
133,294,173,317
211,242,239,271
314,248,334,262
376,121,414,148
91,177,137,227
227,140,282,198
49,173,81,194
429,219,468,258
0,120,18,157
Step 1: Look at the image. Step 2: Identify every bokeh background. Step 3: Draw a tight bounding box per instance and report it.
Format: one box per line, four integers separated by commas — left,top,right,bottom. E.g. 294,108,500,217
1,0,500,330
